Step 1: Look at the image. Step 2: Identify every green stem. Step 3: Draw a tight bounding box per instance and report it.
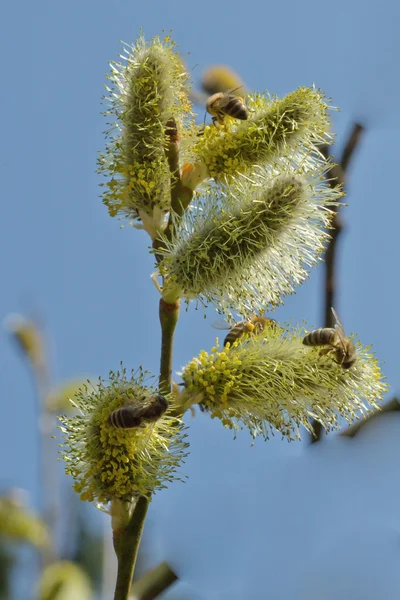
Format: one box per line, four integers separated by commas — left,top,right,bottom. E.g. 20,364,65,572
159,299,180,392
113,497,149,600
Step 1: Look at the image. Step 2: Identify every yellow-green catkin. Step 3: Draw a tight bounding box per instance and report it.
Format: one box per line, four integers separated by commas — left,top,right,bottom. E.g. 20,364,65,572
180,324,387,440
158,163,339,314
59,367,188,505
190,87,332,185
98,34,191,238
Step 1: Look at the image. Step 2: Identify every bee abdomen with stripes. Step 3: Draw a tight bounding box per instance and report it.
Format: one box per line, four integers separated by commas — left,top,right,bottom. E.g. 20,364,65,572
206,86,249,125
223,316,275,347
302,328,336,347
108,394,168,429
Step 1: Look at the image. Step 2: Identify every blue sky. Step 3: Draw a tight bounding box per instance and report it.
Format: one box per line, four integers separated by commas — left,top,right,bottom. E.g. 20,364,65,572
1,0,400,598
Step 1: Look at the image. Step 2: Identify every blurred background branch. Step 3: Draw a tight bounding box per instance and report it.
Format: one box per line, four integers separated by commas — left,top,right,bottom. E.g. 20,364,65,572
340,397,400,438
130,562,178,600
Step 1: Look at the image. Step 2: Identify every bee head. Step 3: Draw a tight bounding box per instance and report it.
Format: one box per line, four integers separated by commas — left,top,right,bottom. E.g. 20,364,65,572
156,394,169,412
342,358,357,369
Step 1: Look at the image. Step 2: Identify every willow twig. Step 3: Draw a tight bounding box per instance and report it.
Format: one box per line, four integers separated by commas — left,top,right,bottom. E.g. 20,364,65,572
130,561,178,600
153,118,193,260
310,123,364,443
159,299,180,392
165,118,193,218
340,398,400,438
113,497,150,600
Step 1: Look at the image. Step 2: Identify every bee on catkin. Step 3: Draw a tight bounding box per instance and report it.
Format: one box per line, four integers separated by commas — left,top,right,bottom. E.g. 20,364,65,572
108,394,168,429
206,86,249,125
302,308,356,369
213,314,276,347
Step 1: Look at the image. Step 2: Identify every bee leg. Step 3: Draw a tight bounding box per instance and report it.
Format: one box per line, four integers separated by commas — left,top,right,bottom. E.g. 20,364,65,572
318,347,333,358
334,347,346,365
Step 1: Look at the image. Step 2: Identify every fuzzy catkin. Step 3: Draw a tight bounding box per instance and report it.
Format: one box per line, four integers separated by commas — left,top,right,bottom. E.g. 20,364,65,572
59,368,188,504
98,36,191,237
180,327,387,440
159,165,337,314
192,87,332,183
170,175,304,293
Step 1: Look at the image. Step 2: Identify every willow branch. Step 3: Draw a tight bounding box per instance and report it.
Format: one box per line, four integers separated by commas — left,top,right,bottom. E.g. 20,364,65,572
165,118,193,218
159,299,180,392
323,123,364,329
113,497,150,600
310,123,364,443
153,118,193,261
129,562,178,600
340,398,400,438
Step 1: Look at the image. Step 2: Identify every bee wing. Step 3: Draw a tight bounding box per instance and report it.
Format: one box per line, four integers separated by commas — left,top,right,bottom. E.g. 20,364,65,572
211,318,231,331
331,308,346,335
123,396,154,418
331,307,348,350
226,85,244,95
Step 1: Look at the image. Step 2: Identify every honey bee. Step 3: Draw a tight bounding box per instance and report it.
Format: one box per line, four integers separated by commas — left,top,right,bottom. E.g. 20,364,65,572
206,86,249,125
302,308,356,369
213,315,276,347
108,394,168,429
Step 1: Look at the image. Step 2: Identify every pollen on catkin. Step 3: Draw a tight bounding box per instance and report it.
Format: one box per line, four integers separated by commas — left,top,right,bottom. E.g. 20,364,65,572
179,325,387,440
97,34,192,238
158,159,341,314
58,367,188,505
191,87,333,184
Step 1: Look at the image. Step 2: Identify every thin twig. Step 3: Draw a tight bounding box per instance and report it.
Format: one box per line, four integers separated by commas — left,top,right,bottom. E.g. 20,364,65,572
310,123,364,443
165,118,193,218
152,118,193,260
113,498,150,600
130,562,178,600
340,398,400,438
159,299,180,392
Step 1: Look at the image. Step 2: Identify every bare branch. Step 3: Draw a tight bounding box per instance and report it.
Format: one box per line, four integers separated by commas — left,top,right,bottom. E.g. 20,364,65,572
340,398,400,438
310,123,365,442
130,562,178,600
159,299,180,393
